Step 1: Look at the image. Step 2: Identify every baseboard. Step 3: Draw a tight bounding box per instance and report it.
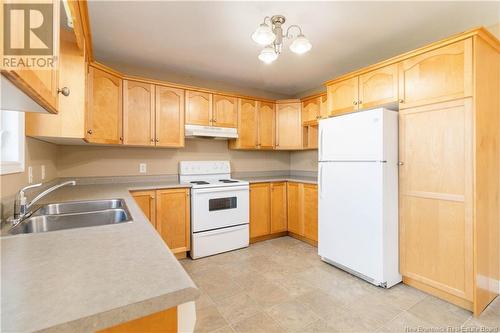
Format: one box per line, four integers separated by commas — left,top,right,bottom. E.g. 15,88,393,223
250,232,287,244
287,231,318,247
403,276,473,311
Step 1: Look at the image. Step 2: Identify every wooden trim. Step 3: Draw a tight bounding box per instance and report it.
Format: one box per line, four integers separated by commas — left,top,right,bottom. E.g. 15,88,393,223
300,92,327,102
403,276,473,311
76,0,93,61
324,27,499,86
287,231,318,247
275,98,301,104
250,231,287,244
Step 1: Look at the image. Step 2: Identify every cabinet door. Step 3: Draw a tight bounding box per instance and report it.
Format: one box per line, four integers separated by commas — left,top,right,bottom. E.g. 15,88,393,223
131,191,156,228
398,39,472,109
359,64,398,109
213,95,237,128
327,77,358,116
185,90,212,126
86,66,123,144
399,98,473,302
156,188,191,253
123,80,155,146
303,184,318,242
156,86,184,147
238,99,258,149
287,182,303,235
270,182,287,233
258,101,275,149
301,97,321,124
276,102,302,150
3,0,60,114
250,183,271,238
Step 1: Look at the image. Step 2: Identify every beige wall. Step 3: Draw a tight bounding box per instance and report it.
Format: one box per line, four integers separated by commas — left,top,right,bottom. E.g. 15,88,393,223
290,150,318,172
57,139,290,178
0,138,58,217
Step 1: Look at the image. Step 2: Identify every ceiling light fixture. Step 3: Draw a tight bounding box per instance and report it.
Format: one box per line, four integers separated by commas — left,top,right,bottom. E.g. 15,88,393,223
252,15,311,64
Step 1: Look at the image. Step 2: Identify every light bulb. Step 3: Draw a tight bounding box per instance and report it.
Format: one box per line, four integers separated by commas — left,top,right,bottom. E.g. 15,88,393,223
290,34,312,54
252,23,276,46
258,46,278,64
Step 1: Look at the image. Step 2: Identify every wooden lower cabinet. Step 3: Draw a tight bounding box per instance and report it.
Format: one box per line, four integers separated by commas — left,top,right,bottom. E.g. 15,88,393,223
97,306,177,333
131,188,190,255
249,181,317,244
131,190,156,228
270,182,287,233
249,183,271,238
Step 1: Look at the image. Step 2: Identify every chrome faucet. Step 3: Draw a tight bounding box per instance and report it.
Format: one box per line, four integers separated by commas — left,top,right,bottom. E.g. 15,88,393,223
8,180,76,227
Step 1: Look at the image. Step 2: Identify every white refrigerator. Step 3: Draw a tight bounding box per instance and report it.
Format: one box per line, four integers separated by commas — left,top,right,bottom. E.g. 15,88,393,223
318,108,401,288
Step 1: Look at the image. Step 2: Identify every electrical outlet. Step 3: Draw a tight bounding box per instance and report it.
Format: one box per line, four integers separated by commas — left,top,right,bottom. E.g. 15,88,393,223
139,163,147,174
41,165,46,180
28,166,33,184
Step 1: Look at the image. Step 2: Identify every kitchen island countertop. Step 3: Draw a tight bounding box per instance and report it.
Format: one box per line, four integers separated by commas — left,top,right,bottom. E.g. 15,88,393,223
1,181,198,333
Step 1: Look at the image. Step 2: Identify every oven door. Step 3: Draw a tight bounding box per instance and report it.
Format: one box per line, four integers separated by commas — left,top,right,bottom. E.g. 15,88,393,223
191,185,249,233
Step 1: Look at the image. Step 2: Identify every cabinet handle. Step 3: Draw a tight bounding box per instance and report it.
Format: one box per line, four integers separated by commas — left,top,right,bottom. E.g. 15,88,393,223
57,87,70,96
398,161,404,166
150,139,154,143
399,99,404,103
87,129,93,135
353,101,358,105
155,138,159,142
120,137,123,141
358,100,362,104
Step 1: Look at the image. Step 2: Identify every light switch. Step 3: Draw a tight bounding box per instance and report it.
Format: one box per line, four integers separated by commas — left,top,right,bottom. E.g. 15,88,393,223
28,166,33,184
41,165,46,180
139,163,147,173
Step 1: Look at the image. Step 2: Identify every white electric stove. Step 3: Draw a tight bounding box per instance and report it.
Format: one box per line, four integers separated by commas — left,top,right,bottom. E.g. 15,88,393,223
179,161,249,259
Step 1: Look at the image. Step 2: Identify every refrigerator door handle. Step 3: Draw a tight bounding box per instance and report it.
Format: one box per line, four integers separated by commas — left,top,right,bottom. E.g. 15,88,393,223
319,128,324,159
319,164,324,199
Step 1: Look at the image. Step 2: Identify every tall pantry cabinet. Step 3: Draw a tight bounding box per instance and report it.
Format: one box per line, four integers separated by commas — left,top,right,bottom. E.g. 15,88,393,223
398,33,499,316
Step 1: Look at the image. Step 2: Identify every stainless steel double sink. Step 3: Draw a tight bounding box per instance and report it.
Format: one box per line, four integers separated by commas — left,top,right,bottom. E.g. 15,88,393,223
8,199,132,235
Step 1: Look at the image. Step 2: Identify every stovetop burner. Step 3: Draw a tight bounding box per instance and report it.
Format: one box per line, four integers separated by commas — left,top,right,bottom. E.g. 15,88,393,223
190,181,210,185
219,179,239,183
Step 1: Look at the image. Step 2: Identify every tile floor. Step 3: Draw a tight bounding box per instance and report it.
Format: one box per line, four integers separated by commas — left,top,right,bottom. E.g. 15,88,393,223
180,236,500,333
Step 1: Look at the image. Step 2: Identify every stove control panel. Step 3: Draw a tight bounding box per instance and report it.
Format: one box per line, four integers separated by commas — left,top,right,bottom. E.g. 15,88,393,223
179,161,231,175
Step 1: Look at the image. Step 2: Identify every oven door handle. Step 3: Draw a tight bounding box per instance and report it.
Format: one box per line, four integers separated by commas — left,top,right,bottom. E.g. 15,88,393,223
192,186,249,194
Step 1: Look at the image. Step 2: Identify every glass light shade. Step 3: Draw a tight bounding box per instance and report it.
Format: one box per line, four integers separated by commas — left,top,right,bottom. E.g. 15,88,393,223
258,46,278,64
290,34,312,54
252,23,276,46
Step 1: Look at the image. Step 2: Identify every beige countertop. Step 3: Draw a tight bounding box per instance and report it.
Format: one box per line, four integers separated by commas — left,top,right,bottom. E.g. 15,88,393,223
240,175,317,184
1,181,199,333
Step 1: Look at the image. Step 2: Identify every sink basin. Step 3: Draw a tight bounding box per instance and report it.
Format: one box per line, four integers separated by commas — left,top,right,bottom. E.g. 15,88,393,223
33,199,126,216
8,199,132,235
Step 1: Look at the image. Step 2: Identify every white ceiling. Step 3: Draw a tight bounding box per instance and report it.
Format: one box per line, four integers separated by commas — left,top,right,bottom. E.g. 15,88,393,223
88,1,499,98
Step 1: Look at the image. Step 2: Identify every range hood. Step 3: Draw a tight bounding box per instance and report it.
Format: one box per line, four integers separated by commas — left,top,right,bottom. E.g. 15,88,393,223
185,124,238,139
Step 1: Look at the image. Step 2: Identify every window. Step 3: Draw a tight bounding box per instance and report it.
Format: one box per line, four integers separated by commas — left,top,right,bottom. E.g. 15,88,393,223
0,110,25,175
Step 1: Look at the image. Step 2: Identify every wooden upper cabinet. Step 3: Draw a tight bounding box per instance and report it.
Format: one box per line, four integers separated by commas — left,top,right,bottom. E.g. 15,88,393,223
123,80,155,146
2,0,60,114
399,98,473,302
131,190,156,228
399,39,472,109
287,182,303,235
156,86,185,147
237,98,258,148
327,77,359,116
86,66,123,144
258,101,275,149
270,182,287,233
303,184,318,242
301,97,321,124
185,90,212,126
156,188,190,254
212,95,238,128
319,94,328,119
250,183,271,238
275,101,302,150
359,64,398,109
